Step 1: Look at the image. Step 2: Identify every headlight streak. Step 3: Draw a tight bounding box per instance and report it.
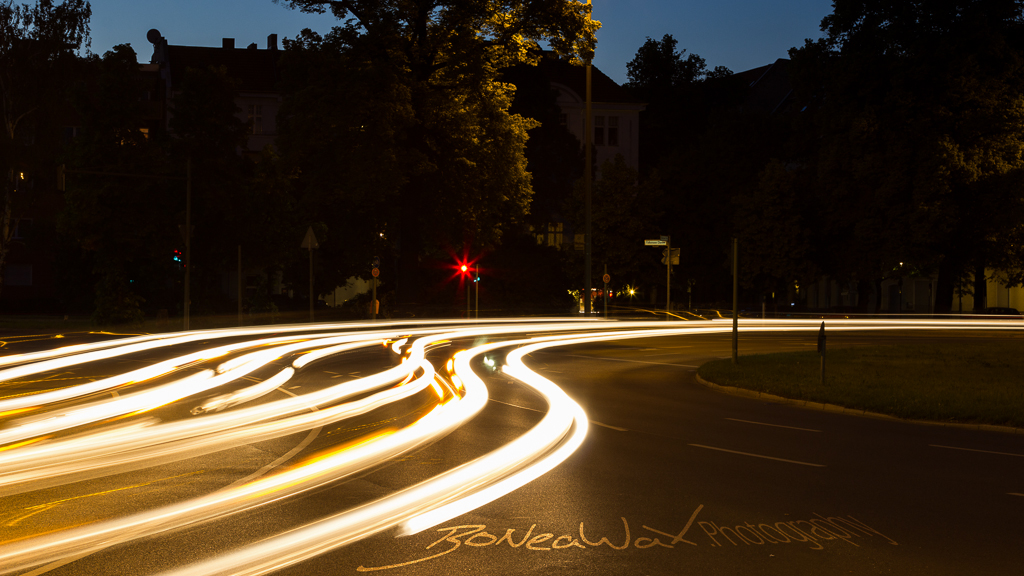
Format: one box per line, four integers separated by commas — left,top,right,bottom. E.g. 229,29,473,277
0,317,1016,575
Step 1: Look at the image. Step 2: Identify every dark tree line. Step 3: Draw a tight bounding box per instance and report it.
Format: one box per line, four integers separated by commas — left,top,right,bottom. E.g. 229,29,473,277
628,2,1024,312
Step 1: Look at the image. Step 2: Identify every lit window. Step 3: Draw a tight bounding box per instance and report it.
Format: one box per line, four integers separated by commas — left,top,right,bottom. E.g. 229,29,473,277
547,222,563,248
594,115,604,146
608,116,618,146
248,105,263,135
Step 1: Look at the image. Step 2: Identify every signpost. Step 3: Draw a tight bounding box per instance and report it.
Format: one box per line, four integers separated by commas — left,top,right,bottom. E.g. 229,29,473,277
602,267,610,318
301,227,319,322
371,260,379,321
645,237,674,317
732,237,738,364
818,321,827,385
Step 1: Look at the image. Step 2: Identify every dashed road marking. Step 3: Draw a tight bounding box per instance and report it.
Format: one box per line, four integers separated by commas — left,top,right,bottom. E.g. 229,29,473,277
725,418,820,433
544,353,699,369
688,444,825,467
930,445,1024,458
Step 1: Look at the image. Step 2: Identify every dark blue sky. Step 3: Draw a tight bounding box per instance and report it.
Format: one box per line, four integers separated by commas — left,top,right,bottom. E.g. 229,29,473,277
90,0,833,83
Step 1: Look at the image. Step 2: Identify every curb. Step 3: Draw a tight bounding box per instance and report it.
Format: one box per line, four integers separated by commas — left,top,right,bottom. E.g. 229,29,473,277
693,372,1023,435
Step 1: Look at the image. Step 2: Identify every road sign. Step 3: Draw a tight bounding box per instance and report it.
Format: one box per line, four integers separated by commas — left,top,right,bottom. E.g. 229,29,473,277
372,256,380,268
660,235,669,242
371,267,380,278
661,247,680,265
602,273,610,284
644,239,667,246
300,226,319,250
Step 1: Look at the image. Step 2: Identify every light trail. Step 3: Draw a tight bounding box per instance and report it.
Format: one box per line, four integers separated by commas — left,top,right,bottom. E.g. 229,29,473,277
0,317,1017,575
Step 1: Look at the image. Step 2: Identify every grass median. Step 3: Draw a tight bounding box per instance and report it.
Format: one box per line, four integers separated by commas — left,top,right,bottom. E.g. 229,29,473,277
697,341,1024,428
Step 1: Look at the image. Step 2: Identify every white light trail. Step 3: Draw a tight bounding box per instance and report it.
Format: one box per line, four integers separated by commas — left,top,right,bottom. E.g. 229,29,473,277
0,317,1015,575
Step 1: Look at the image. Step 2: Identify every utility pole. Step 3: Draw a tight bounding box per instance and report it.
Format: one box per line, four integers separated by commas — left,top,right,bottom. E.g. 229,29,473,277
475,265,479,319
583,0,593,316
732,237,738,364
666,235,671,318
184,158,191,331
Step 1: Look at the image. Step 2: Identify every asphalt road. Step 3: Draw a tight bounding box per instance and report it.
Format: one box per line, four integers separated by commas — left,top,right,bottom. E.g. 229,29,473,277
1,323,1022,575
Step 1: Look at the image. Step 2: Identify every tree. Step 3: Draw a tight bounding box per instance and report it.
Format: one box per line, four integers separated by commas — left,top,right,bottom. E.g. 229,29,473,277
623,34,738,177
58,44,177,322
0,0,90,299
564,155,663,297
789,0,1024,312
276,0,598,305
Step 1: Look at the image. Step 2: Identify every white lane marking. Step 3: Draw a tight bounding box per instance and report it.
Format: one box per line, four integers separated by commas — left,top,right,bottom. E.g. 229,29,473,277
688,444,826,467
591,421,628,432
725,418,821,433
930,445,1024,458
227,386,323,489
489,398,543,413
545,353,700,368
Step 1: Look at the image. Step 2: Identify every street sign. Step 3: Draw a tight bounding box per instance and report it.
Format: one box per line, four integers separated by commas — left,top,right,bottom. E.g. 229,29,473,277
661,247,680,265
372,256,380,268
602,273,610,284
660,235,669,242
644,239,667,246
300,226,319,250
371,267,380,278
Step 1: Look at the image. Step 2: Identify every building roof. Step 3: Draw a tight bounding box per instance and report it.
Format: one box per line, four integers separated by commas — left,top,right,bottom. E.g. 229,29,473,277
734,58,796,114
150,32,281,93
533,54,641,105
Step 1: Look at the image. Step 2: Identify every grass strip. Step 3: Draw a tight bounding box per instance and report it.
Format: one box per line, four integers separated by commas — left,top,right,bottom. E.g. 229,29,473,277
697,341,1024,428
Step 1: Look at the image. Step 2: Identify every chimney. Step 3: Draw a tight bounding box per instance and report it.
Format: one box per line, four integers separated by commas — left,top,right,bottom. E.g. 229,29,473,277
222,38,234,49
268,34,278,51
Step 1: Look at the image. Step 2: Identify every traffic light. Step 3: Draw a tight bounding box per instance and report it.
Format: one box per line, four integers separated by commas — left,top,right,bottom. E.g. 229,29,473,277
173,249,183,269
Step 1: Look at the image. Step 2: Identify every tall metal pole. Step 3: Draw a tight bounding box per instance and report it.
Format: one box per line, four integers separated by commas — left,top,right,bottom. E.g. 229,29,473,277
583,0,593,316
184,157,191,331
237,244,242,326
475,265,479,319
308,245,314,323
372,277,377,321
732,237,738,364
603,263,608,318
666,235,671,318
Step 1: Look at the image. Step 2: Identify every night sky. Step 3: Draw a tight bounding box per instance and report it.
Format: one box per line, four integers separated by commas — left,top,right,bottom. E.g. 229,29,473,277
89,0,833,83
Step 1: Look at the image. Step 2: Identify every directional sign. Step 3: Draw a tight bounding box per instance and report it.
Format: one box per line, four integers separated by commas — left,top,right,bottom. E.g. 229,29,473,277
300,226,319,250
644,239,667,246
661,247,680,265
602,273,611,284
371,267,380,278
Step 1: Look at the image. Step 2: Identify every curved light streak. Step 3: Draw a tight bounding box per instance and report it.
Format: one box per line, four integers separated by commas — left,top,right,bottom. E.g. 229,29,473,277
0,317,1017,575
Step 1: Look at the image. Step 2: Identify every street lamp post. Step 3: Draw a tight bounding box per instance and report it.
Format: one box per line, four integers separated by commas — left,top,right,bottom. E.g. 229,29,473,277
583,0,593,316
